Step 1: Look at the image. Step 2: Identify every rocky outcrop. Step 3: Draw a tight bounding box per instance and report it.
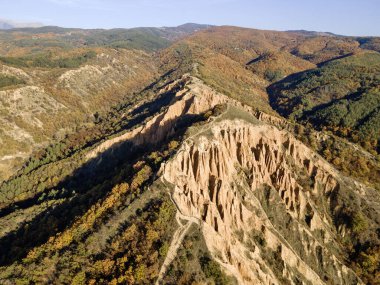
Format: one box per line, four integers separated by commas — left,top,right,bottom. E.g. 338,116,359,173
4,73,367,284
86,75,229,160
0,69,375,284
86,74,287,161
0,65,32,83
161,117,362,284
76,75,373,285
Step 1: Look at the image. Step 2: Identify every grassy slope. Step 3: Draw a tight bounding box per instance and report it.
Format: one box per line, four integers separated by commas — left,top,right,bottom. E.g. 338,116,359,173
161,223,237,285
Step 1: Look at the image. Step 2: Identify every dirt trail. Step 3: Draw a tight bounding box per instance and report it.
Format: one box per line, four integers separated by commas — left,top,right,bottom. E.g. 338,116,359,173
155,170,244,284
155,191,198,285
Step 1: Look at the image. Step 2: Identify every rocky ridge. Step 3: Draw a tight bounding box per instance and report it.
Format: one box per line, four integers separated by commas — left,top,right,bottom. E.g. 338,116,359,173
162,118,357,284
83,75,378,284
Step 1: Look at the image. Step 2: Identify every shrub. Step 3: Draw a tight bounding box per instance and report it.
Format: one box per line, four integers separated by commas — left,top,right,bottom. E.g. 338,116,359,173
200,256,230,285
0,74,25,88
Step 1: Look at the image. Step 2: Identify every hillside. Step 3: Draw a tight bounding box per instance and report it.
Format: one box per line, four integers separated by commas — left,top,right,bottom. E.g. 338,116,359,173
0,74,379,284
0,24,212,181
184,26,364,64
0,25,379,285
0,48,158,181
268,51,380,154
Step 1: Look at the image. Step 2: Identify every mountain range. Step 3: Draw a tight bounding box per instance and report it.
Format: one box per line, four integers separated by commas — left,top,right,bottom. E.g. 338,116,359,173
0,23,379,285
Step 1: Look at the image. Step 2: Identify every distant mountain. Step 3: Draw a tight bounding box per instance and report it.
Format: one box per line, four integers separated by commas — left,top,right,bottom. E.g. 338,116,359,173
172,23,213,31
0,21,13,30
0,19,43,29
287,29,341,37
160,23,213,40
0,23,213,51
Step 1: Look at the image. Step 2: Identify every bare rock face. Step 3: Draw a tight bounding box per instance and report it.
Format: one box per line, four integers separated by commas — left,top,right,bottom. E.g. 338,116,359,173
161,116,362,284
86,74,286,161
86,75,229,160
53,74,373,284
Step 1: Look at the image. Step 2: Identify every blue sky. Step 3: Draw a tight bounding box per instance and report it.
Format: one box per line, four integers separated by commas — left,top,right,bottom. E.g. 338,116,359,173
1,0,379,36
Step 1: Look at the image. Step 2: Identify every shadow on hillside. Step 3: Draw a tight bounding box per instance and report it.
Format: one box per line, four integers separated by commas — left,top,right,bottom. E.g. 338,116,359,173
0,90,202,266
141,68,177,92
299,90,364,121
0,81,182,219
246,56,263,65
316,52,354,67
267,69,365,121
266,52,356,116
266,70,312,116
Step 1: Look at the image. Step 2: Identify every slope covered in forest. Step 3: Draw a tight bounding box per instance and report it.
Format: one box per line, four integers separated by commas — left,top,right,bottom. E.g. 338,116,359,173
268,51,380,154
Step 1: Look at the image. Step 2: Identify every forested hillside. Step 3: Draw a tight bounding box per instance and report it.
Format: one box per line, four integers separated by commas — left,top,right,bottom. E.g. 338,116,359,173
269,51,380,154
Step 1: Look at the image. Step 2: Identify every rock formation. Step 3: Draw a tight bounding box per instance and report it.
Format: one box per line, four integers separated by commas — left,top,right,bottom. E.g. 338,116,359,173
161,115,364,284
87,75,374,284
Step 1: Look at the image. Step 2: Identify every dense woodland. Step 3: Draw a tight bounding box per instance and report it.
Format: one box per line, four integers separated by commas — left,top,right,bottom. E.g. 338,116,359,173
0,50,96,69
269,52,380,154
